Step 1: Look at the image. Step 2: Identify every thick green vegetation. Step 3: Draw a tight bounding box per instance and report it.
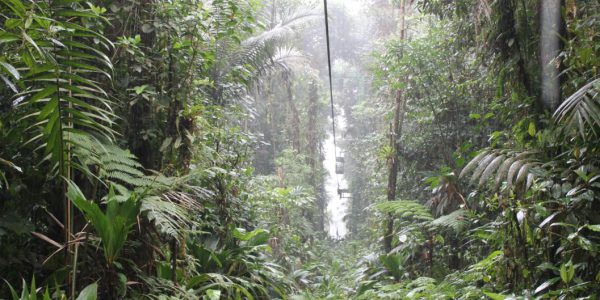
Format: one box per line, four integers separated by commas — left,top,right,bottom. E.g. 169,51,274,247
1,0,599,299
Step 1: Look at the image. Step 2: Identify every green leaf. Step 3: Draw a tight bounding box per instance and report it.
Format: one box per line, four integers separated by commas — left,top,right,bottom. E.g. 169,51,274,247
69,181,139,265
0,61,19,80
0,0,27,17
534,277,560,295
132,85,148,95
159,137,173,152
0,32,20,44
76,283,98,300
539,212,560,228
483,292,507,300
528,121,536,137
560,261,575,284
469,113,481,120
586,224,600,232
205,289,221,300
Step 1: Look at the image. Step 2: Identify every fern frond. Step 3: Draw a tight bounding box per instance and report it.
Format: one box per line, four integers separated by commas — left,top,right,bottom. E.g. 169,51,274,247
431,209,468,233
106,171,155,187
142,196,192,238
372,201,433,222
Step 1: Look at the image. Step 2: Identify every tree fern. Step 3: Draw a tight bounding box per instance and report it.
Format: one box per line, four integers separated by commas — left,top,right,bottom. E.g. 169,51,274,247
372,200,433,222
430,209,468,233
70,133,205,238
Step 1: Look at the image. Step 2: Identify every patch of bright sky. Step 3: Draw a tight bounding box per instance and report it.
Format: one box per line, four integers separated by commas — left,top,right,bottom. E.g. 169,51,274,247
331,0,363,17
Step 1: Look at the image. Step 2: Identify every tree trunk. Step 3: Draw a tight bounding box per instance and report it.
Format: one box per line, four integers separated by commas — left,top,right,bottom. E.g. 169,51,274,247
540,0,562,111
285,75,301,151
307,80,324,232
384,0,407,254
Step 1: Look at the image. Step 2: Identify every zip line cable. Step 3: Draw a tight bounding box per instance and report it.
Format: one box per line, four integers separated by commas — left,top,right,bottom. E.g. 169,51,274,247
323,0,342,196
323,0,336,150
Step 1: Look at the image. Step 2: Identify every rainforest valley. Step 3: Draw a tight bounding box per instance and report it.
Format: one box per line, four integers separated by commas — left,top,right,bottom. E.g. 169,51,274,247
1,0,600,299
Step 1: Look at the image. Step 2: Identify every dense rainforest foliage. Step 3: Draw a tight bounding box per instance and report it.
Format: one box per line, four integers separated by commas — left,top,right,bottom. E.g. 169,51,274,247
1,0,599,299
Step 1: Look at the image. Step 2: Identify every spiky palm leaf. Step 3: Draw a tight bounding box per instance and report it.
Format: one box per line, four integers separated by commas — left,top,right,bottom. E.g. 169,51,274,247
242,8,320,47
3,0,115,176
554,78,600,139
232,7,318,78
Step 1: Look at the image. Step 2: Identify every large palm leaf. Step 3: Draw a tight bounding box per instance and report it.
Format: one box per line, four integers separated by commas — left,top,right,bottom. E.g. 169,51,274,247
1,0,114,268
459,149,540,193
236,8,318,76
2,0,115,176
553,78,600,139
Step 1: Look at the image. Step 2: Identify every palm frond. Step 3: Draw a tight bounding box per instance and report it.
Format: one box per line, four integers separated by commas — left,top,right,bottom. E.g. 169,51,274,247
230,8,318,77
242,8,320,48
460,149,539,192
554,78,600,139
7,1,115,177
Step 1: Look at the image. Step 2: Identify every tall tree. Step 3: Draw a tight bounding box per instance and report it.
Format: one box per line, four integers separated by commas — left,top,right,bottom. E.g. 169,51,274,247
540,0,563,111
384,0,407,254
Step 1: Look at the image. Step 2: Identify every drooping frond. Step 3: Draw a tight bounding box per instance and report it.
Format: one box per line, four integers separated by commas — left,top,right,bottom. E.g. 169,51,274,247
242,8,320,48
0,157,21,189
425,171,466,217
265,47,306,75
554,78,600,139
460,149,540,192
230,8,318,77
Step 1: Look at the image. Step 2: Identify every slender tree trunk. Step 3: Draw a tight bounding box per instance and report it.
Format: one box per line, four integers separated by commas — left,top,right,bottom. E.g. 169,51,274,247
384,0,407,254
540,0,563,111
307,80,324,232
285,75,301,151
